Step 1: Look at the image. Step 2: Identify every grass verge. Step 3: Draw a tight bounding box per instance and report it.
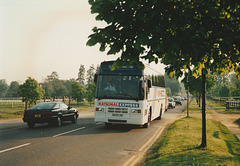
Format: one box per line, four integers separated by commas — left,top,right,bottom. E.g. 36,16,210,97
143,116,240,166
0,101,94,120
184,99,212,114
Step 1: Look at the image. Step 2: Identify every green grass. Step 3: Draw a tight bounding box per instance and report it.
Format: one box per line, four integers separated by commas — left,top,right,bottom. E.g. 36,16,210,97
0,100,94,120
184,99,212,114
207,99,240,114
143,116,240,166
144,98,240,166
0,102,25,119
67,101,95,111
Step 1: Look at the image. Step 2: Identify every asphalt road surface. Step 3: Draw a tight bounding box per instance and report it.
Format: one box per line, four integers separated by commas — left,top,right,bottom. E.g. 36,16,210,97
0,101,187,166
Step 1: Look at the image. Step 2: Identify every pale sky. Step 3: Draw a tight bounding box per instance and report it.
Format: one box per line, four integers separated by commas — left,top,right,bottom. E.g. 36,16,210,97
0,0,165,84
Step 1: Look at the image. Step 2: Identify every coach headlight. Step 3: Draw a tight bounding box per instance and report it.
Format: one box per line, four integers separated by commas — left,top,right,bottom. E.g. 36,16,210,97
131,109,141,113
96,107,104,112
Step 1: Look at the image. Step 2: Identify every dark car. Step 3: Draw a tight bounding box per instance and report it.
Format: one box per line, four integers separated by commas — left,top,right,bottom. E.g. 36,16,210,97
23,102,78,128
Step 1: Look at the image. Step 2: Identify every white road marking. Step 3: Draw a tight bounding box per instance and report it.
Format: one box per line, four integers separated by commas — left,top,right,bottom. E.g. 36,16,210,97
52,127,86,137
123,126,165,166
0,127,86,154
139,127,164,152
0,143,31,154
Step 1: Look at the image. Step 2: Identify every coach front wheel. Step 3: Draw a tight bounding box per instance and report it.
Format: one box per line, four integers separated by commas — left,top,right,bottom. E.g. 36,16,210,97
143,111,151,128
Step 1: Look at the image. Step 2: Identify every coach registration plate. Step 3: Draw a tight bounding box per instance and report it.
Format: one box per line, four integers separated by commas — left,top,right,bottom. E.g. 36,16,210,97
112,113,123,117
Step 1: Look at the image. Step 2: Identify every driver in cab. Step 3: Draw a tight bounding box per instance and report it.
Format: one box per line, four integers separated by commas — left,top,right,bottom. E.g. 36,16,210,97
104,82,116,91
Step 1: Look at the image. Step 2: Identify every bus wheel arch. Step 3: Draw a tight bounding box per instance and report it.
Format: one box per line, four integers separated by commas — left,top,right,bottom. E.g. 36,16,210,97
157,104,163,120
143,107,152,128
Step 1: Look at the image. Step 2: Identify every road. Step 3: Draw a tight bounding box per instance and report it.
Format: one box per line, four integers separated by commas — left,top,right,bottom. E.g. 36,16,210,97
0,101,187,166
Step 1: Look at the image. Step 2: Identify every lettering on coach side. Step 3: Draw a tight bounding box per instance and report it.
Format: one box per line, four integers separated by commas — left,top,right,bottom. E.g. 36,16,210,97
98,102,139,108
98,102,118,106
119,103,139,108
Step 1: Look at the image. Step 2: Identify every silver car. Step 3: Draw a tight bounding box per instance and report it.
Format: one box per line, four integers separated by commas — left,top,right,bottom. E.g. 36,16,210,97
168,97,176,108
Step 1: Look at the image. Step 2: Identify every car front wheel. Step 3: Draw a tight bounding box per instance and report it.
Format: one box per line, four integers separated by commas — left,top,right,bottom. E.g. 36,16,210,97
56,116,62,126
71,114,77,123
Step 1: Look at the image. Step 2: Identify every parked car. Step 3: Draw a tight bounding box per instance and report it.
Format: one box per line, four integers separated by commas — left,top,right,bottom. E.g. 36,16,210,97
174,96,182,105
168,97,176,108
23,102,78,128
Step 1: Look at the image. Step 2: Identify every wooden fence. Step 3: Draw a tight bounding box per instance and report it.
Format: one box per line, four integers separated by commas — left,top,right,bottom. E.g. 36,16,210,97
226,101,240,110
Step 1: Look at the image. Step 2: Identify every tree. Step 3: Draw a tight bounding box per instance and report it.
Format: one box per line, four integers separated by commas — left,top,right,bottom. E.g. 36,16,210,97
77,65,86,85
62,79,76,97
47,71,59,81
42,72,68,99
165,74,181,96
219,84,230,97
86,64,95,84
231,77,240,97
86,83,96,105
0,79,8,98
41,81,54,98
7,81,20,97
88,0,240,148
18,77,44,109
88,0,239,74
182,73,216,107
71,81,86,105
166,87,171,96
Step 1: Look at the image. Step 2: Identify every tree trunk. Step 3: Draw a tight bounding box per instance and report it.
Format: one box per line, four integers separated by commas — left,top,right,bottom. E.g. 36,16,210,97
187,87,189,117
69,96,71,107
198,95,201,107
25,97,28,110
200,70,207,148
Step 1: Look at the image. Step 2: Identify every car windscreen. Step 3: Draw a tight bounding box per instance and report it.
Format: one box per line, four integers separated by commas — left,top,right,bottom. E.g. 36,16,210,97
29,103,59,110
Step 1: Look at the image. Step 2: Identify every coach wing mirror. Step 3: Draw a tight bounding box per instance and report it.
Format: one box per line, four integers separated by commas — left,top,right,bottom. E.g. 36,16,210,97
94,74,98,83
147,79,152,89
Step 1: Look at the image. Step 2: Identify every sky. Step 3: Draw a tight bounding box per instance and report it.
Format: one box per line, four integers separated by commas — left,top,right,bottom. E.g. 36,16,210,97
0,0,165,84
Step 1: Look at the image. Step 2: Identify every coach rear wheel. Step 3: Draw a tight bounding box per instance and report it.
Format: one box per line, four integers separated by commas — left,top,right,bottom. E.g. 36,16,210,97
157,107,163,120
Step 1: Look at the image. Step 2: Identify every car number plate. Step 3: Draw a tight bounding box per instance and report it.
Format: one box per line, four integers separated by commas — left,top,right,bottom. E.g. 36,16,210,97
35,114,41,118
112,113,123,117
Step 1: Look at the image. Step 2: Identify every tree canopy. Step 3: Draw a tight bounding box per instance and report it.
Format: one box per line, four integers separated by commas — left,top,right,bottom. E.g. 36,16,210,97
182,73,216,97
18,77,44,108
77,65,86,85
0,79,8,97
87,0,240,78
71,81,86,104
